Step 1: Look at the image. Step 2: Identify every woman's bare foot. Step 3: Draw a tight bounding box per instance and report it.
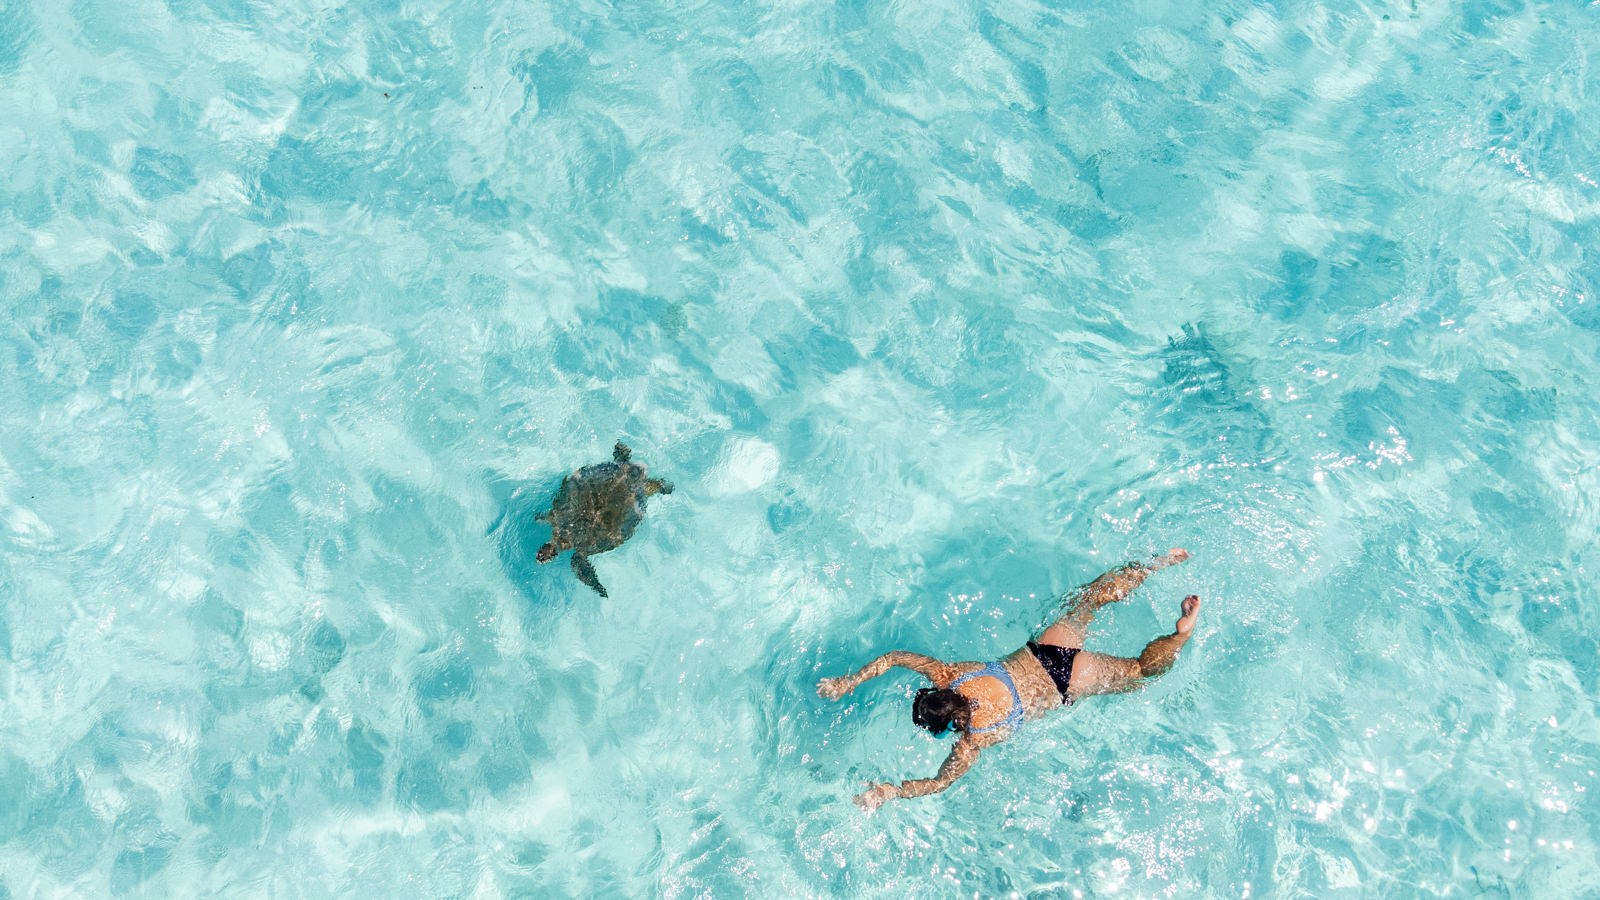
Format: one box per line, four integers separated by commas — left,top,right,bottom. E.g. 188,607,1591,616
1175,594,1201,635
1149,548,1190,569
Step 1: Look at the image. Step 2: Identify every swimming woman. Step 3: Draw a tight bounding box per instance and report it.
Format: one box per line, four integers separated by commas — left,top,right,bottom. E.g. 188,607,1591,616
817,549,1200,810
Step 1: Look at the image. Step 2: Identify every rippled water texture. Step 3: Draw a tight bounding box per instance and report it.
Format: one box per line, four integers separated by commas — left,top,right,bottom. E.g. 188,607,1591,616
3,0,1600,896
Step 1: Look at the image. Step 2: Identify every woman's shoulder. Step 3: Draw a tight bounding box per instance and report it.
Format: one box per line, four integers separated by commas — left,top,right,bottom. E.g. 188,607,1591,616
929,660,985,688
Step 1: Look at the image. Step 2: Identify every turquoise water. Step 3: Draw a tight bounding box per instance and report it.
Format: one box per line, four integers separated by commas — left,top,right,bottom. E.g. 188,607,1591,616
3,0,1599,895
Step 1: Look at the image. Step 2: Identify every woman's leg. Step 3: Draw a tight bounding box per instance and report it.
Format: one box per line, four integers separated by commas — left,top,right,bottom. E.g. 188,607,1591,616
1036,549,1189,648
1068,595,1202,696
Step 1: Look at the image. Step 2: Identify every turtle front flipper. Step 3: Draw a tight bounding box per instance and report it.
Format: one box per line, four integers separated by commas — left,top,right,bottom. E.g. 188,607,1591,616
613,442,632,463
571,553,608,597
646,478,673,496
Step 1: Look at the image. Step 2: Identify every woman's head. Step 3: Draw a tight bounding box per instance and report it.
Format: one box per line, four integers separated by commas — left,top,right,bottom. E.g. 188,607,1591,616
912,687,973,736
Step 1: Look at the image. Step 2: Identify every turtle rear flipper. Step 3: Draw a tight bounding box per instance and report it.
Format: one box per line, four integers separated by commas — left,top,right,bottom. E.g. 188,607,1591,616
572,553,608,597
613,442,632,463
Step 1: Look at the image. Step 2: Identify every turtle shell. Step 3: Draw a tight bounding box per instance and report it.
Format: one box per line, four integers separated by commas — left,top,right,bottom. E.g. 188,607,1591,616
546,461,650,554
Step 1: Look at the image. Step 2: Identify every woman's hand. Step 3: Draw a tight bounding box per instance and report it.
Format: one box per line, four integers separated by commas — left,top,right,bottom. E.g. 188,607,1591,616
853,781,900,812
817,676,852,700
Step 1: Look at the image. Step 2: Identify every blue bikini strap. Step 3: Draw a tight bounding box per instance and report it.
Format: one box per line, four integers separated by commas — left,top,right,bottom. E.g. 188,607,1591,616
950,662,1024,733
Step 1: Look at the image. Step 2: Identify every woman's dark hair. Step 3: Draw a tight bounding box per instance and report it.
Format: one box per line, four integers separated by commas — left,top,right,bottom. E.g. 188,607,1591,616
912,687,973,736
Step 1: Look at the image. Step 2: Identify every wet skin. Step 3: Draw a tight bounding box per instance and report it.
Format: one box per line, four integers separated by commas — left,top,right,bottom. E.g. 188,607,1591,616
818,549,1203,810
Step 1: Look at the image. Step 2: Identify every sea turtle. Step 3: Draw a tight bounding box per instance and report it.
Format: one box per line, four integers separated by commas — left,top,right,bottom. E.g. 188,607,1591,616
534,442,673,597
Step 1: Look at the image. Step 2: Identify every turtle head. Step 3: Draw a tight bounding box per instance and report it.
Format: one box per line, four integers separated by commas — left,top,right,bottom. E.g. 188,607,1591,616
536,540,559,563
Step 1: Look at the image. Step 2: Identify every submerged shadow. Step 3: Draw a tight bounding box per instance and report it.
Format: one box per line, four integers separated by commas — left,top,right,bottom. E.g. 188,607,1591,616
487,477,564,605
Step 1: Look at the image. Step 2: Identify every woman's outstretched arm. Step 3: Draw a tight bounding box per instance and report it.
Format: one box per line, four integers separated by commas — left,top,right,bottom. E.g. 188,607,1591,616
855,737,983,810
817,651,957,699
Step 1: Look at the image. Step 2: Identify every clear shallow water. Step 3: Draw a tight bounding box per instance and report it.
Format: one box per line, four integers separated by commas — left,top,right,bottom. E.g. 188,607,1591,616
2,0,1599,895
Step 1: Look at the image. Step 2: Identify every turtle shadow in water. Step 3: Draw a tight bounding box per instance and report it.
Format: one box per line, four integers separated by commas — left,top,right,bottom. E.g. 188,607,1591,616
490,479,565,604
489,442,673,601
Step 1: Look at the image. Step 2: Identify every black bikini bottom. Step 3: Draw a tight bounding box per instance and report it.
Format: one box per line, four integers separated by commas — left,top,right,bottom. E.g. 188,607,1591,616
1027,641,1079,705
